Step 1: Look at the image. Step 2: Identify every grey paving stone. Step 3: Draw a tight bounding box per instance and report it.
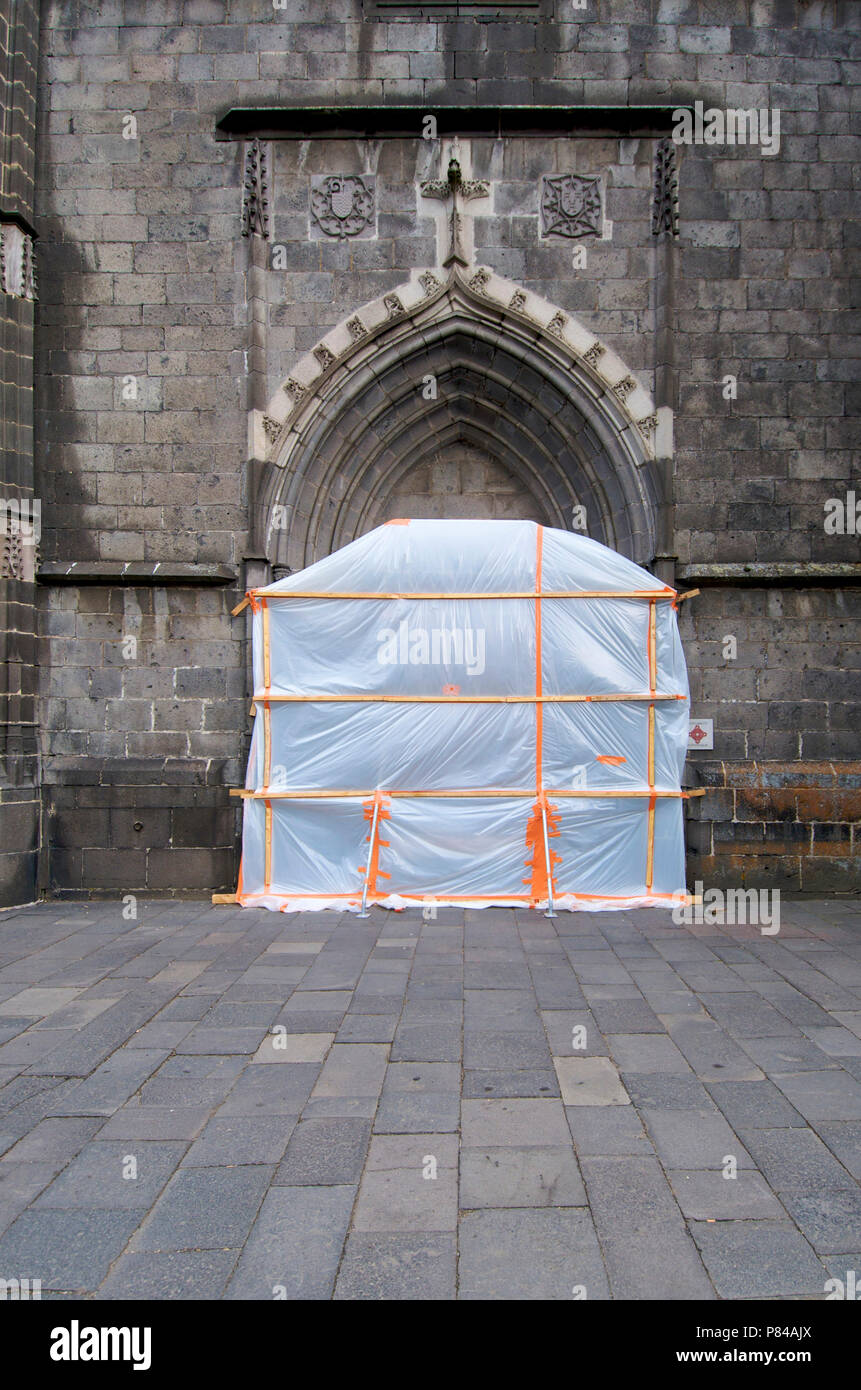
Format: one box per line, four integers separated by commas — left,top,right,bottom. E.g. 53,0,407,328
460,1146,586,1209
175,1026,269,1055
622,1073,716,1111
301,1096,379,1120
697,992,799,1038
554,1056,630,1106
390,1023,462,1062
822,1256,861,1290
739,1035,840,1075
252,1031,334,1063
47,1048,170,1117
33,1141,186,1210
282,990,353,1014
565,1105,654,1157
275,1011,347,1033
96,1104,212,1141
0,1162,57,1237
373,1092,460,1134
528,972,586,1008
580,1156,715,1301
225,1186,355,1300
540,1009,608,1056
217,1063,321,1115
667,1169,786,1220
23,990,174,1078
334,1232,456,1300
336,1013,399,1043
0,1116,102,1167
274,1118,372,1185
382,1062,460,1093
586,997,664,1033
311,1044,389,1098
353,1164,458,1232
660,1015,765,1081
705,1079,805,1130
816,1121,861,1180
462,1068,559,1098
458,1208,609,1300
463,1030,552,1069
200,1002,282,1027
771,1070,861,1123
463,990,540,1030
737,1126,857,1192
0,1208,143,1292
777,1188,861,1255
801,1026,861,1057
639,1108,754,1170
464,965,533,990
606,1033,692,1075
366,1134,459,1171
461,1099,570,1148
130,1165,272,1252
123,1021,196,1050
98,1249,238,1300
181,1116,297,1167
688,1220,829,1299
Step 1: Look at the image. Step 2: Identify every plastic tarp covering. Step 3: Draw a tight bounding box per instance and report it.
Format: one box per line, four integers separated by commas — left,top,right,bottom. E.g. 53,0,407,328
235,519,691,913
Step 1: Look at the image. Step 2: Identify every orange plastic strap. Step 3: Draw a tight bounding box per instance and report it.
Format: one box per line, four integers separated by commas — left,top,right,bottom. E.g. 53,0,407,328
535,524,544,793
262,597,271,691
264,799,272,892
359,791,391,898
596,755,626,766
523,790,561,905
263,701,272,789
645,687,657,890
248,590,260,615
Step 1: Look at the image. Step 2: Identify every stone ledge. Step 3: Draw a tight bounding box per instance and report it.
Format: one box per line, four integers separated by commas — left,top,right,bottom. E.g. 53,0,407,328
215,103,690,141
37,561,238,586
677,563,861,586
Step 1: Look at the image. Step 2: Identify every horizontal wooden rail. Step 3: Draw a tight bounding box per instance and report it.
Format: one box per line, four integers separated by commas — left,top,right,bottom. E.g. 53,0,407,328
251,692,686,705
238,587,675,605
230,787,705,800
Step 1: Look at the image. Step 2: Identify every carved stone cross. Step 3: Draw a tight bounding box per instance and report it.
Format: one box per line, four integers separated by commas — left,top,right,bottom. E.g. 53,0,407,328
420,156,490,269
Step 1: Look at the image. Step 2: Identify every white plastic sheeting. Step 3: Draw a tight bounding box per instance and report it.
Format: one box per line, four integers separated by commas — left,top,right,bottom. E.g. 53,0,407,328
234,518,692,913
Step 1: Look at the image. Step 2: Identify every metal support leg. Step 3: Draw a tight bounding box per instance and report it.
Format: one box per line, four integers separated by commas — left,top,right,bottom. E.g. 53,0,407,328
358,796,381,919
541,800,556,919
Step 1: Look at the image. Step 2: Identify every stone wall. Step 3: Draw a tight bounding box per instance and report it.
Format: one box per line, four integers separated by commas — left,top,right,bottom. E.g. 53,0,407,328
23,0,861,897
1,0,40,906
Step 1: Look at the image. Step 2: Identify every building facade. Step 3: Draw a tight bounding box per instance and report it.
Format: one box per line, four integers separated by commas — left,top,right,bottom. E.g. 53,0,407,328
0,0,858,906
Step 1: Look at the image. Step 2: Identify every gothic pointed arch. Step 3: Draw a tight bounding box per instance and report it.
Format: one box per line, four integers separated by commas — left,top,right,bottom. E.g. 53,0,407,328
253,266,671,574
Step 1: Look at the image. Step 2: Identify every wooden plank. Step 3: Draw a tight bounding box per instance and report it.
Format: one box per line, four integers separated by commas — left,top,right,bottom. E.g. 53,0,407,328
228,786,694,801
245,589,677,601
252,692,684,705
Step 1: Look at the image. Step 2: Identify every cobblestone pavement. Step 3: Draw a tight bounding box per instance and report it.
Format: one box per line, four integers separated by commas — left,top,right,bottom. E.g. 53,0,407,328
0,899,859,1300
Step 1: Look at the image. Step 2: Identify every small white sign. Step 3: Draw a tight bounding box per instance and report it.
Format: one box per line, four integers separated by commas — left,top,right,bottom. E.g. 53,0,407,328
688,718,714,750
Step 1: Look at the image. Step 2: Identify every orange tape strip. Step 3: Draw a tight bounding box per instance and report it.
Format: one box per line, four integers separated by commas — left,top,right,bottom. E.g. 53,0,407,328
264,798,272,892
235,890,688,904
263,701,272,789
359,791,391,897
535,524,544,793
262,597,271,691
646,661,657,890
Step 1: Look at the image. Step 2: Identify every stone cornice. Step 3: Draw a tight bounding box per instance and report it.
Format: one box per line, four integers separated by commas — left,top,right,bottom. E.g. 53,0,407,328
37,562,237,586
215,104,692,142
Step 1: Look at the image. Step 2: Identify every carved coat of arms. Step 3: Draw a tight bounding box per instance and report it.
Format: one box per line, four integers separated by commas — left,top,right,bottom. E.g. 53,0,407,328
541,174,602,239
310,176,375,239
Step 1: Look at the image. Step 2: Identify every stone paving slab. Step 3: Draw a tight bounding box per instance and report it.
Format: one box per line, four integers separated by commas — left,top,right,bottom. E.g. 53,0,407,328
0,899,858,1299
